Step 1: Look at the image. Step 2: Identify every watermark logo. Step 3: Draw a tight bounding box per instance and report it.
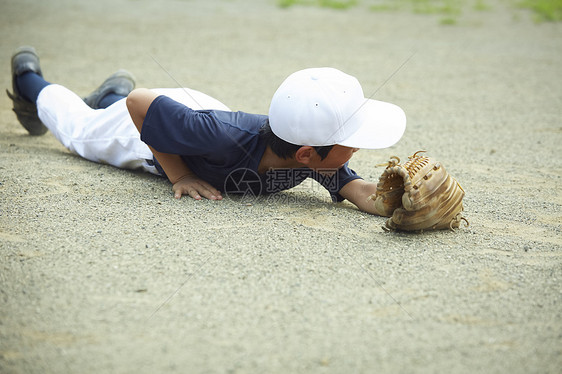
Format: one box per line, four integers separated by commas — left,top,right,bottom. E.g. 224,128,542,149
224,167,340,204
223,168,262,203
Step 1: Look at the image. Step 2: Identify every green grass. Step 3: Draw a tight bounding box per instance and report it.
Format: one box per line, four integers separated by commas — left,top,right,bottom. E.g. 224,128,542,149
371,0,465,24
319,0,358,9
473,0,490,11
408,0,462,15
518,0,562,22
278,0,562,23
278,0,357,9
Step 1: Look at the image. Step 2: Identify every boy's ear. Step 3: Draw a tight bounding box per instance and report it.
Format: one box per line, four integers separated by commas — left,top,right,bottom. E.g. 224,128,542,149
295,146,315,164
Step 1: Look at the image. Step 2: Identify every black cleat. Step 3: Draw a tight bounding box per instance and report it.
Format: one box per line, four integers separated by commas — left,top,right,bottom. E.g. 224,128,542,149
6,46,48,136
83,69,136,109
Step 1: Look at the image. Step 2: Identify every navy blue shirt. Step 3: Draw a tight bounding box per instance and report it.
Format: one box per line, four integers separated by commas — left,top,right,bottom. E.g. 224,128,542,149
141,95,362,202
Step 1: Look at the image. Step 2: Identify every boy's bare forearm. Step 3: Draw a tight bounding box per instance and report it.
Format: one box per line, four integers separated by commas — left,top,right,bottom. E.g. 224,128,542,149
339,179,379,214
147,146,194,184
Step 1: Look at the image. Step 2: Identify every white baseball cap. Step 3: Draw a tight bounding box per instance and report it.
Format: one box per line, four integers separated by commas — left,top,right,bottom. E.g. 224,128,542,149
268,67,406,149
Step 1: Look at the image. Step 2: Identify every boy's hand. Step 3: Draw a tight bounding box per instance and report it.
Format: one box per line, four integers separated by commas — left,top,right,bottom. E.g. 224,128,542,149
172,175,223,201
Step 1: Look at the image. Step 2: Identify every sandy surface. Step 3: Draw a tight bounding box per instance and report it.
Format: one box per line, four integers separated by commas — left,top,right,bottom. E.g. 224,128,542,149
1,0,561,373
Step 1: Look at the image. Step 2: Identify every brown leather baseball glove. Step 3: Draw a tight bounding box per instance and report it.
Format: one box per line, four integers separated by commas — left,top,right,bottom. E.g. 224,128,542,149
368,151,469,232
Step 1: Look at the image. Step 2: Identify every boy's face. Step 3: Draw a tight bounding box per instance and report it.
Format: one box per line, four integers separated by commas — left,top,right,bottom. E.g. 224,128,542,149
310,145,359,170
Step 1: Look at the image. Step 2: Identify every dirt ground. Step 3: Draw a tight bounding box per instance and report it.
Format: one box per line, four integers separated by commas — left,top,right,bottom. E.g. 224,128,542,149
1,0,561,373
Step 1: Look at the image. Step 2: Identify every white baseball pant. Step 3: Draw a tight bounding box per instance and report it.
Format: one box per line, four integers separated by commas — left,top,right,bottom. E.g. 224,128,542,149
36,84,230,175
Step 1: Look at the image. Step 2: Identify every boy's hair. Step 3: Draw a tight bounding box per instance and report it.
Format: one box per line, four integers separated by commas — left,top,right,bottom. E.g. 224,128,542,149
260,121,334,160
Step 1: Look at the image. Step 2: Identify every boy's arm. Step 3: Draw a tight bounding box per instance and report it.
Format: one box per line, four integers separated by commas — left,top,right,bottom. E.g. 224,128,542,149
126,88,222,201
338,179,380,215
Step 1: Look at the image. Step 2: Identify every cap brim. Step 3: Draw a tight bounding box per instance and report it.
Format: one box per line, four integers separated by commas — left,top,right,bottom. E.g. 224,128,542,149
338,99,406,149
